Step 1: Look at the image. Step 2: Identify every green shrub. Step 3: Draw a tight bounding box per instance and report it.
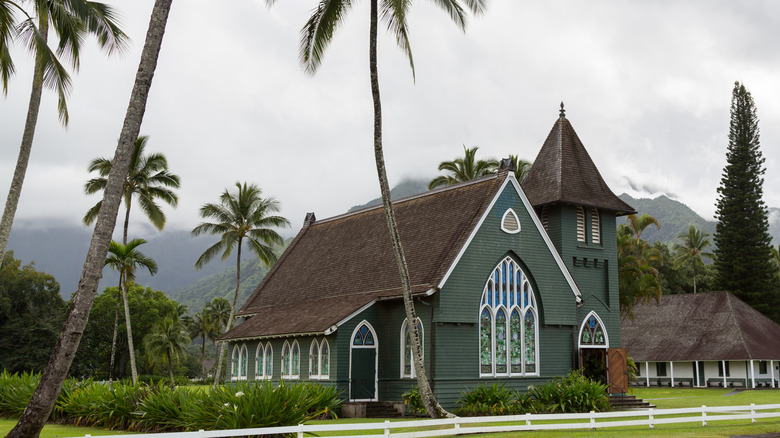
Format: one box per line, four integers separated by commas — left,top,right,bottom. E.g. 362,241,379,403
455,372,610,416
402,388,426,416
0,370,38,416
56,380,146,430
528,371,610,413
455,383,516,416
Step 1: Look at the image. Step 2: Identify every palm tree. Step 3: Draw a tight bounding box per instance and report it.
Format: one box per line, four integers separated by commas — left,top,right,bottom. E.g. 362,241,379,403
84,135,180,383
7,2,172,436
672,225,713,294
189,311,216,379
771,244,780,270
508,154,532,183
0,0,127,265
105,239,158,385
192,182,290,385
617,214,664,320
429,146,498,190
84,135,181,244
282,0,486,418
143,317,190,387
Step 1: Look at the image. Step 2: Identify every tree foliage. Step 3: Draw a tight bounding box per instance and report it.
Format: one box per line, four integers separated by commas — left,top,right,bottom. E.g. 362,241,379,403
143,317,190,387
429,145,498,189
617,214,663,320
672,225,713,294
713,82,778,320
0,252,65,373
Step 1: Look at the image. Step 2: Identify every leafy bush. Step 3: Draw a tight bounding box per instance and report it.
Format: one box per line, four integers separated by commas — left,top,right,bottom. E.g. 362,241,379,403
402,388,426,416
455,383,517,416
0,370,38,416
528,371,610,413
1,371,342,432
456,372,610,416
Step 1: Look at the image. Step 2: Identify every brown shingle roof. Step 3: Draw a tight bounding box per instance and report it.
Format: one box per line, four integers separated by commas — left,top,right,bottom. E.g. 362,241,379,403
522,108,636,214
622,291,780,361
221,175,505,340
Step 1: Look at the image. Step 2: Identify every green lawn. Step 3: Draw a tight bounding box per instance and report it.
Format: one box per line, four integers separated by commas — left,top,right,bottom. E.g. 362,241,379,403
3,388,780,438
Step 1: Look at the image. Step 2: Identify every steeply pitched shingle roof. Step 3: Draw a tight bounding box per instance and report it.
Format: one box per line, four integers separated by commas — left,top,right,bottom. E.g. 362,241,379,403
622,291,780,361
221,174,505,341
522,106,636,214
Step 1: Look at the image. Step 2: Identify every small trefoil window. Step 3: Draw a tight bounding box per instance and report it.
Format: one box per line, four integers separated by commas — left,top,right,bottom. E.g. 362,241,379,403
501,209,521,234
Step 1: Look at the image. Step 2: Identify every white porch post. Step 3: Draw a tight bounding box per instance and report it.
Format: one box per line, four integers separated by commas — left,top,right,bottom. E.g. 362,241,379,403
646,362,650,387
750,360,755,388
670,361,675,387
695,361,700,387
772,360,776,388
722,360,727,387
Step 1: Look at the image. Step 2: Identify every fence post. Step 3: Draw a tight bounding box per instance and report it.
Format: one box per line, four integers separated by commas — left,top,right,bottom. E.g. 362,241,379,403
590,411,596,430
455,416,460,431
198,429,205,438
526,412,531,427
648,408,654,429
298,423,304,438
385,420,391,437
751,403,756,424
702,405,707,426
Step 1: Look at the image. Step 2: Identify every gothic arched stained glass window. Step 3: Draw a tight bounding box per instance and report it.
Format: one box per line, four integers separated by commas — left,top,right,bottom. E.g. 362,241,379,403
580,313,607,346
479,256,539,377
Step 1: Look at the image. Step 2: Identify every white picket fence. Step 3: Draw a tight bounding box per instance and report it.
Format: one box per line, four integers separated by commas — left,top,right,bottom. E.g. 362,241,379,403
74,403,780,438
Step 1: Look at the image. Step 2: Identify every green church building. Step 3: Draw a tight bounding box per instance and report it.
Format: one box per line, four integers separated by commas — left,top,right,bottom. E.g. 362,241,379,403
220,106,636,410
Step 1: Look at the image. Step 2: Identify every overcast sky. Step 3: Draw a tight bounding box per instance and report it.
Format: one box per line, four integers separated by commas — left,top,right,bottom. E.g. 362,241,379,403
2,0,779,241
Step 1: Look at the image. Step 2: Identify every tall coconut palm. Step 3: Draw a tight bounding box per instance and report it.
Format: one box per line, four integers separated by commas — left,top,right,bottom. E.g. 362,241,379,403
429,146,498,190
143,316,190,387
189,311,215,379
84,135,180,383
192,182,290,385
105,238,158,385
672,225,713,294
84,135,181,244
281,0,486,418
0,0,127,265
617,215,663,320
7,2,173,435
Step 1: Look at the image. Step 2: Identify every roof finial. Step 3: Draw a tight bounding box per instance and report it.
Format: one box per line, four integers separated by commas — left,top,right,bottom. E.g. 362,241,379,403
559,101,566,118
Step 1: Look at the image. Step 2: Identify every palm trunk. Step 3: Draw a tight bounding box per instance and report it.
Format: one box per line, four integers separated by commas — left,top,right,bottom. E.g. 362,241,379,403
167,350,175,387
368,0,448,419
121,275,138,384
200,336,206,379
0,18,48,266
213,241,241,386
108,203,132,382
123,197,132,245
6,2,173,436
107,282,122,384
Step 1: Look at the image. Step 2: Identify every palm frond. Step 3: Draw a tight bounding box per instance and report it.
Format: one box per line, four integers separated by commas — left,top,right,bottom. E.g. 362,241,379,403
64,0,128,55
381,0,414,79
0,0,18,94
82,200,101,225
299,0,353,74
426,0,467,29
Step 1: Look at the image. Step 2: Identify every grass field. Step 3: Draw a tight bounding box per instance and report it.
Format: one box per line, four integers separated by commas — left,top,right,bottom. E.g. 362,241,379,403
2,387,780,438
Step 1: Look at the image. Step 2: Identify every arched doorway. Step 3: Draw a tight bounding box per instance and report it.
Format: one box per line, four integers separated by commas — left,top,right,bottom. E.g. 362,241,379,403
578,312,608,383
350,321,378,401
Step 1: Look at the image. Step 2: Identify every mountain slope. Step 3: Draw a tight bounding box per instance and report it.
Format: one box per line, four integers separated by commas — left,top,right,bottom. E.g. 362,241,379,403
618,194,717,244
348,178,429,212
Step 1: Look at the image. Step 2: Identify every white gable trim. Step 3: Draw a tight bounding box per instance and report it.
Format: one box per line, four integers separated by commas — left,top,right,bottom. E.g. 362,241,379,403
436,174,582,302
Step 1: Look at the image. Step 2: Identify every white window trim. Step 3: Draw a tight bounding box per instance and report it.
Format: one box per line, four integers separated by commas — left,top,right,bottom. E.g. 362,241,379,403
479,256,540,378
590,208,601,244
231,345,240,380
501,208,521,234
239,344,248,380
400,318,424,378
281,341,291,379
289,340,300,379
578,311,609,349
576,206,586,242
255,344,263,380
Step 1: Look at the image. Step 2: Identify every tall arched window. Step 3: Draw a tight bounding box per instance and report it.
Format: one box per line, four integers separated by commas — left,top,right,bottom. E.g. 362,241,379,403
479,256,539,377
255,344,263,379
400,318,423,378
576,206,586,242
240,344,248,379
282,341,291,377
231,345,240,379
320,340,329,379
264,343,273,378
590,208,601,244
310,341,320,378
291,341,300,377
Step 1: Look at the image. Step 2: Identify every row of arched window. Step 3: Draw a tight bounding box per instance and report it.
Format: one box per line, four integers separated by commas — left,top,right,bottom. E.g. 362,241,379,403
231,339,330,380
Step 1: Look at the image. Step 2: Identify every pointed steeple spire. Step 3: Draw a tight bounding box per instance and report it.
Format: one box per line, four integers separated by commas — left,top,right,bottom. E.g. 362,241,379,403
522,105,636,215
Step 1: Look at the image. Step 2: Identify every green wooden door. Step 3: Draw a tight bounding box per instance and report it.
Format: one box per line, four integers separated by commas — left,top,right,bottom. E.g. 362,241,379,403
351,348,376,400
